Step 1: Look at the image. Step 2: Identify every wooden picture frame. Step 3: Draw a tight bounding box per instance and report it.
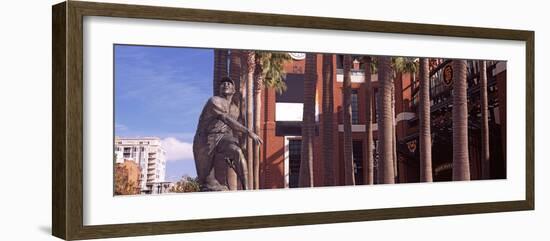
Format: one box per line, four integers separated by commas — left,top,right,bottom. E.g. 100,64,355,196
52,1,534,240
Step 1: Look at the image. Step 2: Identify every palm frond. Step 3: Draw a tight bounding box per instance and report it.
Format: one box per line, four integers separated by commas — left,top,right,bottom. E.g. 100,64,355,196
255,52,292,94
360,56,378,74
393,57,419,74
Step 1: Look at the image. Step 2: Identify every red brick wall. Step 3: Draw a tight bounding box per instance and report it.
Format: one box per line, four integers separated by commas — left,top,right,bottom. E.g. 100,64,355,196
260,87,285,188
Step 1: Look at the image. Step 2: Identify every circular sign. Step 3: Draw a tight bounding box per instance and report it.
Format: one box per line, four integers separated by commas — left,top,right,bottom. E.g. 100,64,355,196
407,140,417,153
443,65,453,86
288,52,306,60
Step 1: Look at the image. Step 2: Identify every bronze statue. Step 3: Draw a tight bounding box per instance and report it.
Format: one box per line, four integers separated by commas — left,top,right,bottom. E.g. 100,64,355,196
193,77,262,191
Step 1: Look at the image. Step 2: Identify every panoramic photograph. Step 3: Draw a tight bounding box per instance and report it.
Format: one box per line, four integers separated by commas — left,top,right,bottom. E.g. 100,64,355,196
113,44,507,195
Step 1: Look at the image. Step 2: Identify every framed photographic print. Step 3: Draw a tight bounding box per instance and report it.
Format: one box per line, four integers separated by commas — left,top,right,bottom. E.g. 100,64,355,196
52,0,534,240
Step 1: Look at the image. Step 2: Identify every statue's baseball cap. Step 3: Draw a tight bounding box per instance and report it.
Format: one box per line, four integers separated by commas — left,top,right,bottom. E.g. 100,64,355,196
220,76,235,85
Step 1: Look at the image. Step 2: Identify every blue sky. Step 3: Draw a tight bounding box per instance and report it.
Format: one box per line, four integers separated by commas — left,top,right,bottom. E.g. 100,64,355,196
114,44,213,182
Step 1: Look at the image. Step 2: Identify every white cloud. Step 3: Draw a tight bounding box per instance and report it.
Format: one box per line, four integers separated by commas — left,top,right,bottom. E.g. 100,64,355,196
161,137,194,162
115,123,128,131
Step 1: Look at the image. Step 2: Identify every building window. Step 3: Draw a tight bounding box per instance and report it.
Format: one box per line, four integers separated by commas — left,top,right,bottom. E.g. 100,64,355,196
336,54,344,69
353,140,364,185
351,89,359,124
123,147,131,159
288,139,302,188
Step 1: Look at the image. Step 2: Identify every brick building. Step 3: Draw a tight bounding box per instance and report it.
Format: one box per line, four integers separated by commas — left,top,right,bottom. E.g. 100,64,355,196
216,52,507,189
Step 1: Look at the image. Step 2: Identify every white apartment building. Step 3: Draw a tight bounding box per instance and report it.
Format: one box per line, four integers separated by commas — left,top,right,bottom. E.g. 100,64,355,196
114,137,167,194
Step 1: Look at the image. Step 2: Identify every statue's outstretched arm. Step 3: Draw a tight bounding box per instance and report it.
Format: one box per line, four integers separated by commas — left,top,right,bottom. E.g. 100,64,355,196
218,112,250,134
209,98,262,145
219,113,262,145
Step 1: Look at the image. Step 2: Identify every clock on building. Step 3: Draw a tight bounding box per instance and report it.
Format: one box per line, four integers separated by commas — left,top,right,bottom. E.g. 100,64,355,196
288,52,306,60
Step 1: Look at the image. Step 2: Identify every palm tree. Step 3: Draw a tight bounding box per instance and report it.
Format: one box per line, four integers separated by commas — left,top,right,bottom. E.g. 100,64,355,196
322,54,335,186
392,85,397,182
342,55,355,185
392,57,418,182
363,56,375,185
377,56,395,184
253,54,263,190
227,50,241,190
245,51,256,189
253,52,292,189
299,53,316,187
452,59,470,181
419,58,433,182
479,60,490,179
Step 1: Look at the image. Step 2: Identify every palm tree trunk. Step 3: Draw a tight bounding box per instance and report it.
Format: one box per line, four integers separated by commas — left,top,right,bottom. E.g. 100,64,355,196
342,55,355,185
391,81,398,183
253,59,263,189
419,58,433,182
245,51,255,189
322,54,335,186
226,50,241,190
480,60,490,179
299,53,316,187
375,80,381,184
364,57,374,185
377,56,395,184
452,60,470,181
